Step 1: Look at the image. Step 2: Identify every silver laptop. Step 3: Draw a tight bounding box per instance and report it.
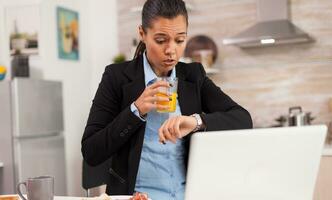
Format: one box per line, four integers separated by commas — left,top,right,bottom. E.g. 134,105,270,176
185,125,327,200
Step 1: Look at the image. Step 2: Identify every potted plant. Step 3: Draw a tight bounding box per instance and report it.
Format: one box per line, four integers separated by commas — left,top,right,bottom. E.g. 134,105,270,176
113,53,126,64
11,33,27,51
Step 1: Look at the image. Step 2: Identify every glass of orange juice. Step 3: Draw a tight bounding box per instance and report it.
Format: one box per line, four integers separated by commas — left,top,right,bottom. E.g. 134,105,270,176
156,77,178,113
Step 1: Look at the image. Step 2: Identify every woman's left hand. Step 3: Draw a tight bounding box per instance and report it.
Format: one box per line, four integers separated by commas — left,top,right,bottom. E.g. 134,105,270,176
158,115,197,144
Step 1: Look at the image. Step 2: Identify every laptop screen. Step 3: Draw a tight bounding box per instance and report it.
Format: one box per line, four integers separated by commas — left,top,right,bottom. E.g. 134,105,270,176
185,125,327,200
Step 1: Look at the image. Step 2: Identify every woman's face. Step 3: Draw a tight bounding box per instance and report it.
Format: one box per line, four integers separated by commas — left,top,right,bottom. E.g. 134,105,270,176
139,15,187,77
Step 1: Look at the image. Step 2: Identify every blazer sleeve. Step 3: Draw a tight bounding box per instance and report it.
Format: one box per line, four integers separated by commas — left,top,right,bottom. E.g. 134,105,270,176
197,64,253,130
81,65,145,166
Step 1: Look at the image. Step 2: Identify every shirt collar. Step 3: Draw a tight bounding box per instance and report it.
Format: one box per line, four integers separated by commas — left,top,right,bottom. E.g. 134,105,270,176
143,52,176,86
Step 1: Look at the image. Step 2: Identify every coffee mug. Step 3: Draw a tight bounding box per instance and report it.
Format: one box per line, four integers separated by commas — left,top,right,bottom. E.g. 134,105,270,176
17,176,54,200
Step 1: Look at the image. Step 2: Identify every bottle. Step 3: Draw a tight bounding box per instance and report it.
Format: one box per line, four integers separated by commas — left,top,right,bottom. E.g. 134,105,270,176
130,38,138,59
11,52,29,79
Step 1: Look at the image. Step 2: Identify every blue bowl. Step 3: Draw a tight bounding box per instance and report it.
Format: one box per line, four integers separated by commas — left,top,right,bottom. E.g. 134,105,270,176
0,73,6,81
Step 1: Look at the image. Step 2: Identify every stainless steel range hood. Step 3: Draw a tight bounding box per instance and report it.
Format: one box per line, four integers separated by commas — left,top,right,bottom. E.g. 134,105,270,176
223,0,313,48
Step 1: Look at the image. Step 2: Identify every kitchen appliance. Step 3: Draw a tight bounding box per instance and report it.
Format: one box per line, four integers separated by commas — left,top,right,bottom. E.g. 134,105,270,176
0,78,67,195
223,0,313,48
274,106,315,127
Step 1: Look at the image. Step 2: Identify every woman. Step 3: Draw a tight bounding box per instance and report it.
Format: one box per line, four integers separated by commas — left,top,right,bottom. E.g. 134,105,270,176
81,0,252,199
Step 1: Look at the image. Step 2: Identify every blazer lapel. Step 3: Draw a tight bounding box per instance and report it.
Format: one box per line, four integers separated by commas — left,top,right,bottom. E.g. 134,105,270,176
176,63,200,116
122,56,146,192
121,56,146,108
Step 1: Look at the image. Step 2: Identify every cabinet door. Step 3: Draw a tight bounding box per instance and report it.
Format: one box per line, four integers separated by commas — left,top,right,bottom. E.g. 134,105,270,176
12,78,64,137
314,156,332,200
14,135,67,195
0,81,15,194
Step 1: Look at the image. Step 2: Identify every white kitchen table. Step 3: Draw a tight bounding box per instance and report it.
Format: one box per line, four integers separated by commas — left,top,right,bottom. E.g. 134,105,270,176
16,195,144,200
15,196,81,200
54,196,133,200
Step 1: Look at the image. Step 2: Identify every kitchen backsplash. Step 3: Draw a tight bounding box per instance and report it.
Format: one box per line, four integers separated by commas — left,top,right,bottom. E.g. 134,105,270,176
117,0,332,127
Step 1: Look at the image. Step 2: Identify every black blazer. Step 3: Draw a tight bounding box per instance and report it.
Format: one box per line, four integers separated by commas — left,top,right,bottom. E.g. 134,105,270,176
81,55,252,195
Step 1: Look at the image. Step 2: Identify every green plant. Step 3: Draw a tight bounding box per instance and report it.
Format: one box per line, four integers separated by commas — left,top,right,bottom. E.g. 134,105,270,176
113,53,126,64
11,33,25,39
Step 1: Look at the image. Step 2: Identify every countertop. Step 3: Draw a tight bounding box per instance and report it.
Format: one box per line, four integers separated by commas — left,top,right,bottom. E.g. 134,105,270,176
15,195,147,200
55,196,125,200
323,145,332,156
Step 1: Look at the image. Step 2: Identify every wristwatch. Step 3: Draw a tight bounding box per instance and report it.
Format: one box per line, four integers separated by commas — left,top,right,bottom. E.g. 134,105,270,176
131,102,147,121
191,113,203,132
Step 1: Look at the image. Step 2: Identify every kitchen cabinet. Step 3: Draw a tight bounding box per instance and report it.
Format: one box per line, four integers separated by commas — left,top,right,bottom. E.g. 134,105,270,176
314,156,332,200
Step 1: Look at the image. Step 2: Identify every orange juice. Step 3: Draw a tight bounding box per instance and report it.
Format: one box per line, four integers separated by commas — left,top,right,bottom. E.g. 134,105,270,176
0,195,19,200
156,92,177,113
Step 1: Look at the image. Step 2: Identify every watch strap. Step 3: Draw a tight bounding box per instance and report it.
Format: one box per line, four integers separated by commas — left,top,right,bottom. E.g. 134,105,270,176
191,113,203,132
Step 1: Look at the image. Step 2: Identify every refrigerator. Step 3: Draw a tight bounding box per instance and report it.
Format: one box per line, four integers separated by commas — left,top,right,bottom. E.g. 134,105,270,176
0,78,67,195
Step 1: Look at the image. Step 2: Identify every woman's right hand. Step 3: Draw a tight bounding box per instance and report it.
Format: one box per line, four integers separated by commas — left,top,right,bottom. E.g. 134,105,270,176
134,80,170,116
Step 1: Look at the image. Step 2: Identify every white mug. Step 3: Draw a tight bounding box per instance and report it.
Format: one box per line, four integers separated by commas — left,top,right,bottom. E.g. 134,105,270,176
17,176,54,200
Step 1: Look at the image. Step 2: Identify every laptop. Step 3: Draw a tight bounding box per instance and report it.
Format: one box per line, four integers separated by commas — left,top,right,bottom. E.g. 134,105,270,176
185,125,327,200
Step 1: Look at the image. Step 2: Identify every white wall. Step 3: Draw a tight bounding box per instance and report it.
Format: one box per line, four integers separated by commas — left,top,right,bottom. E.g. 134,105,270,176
88,0,118,98
0,0,118,196
41,0,92,196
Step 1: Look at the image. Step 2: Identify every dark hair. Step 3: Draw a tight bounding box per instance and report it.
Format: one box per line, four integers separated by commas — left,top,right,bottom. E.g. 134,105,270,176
134,0,188,58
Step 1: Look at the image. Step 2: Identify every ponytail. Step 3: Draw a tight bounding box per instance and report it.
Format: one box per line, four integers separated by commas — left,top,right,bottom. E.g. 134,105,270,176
134,41,146,59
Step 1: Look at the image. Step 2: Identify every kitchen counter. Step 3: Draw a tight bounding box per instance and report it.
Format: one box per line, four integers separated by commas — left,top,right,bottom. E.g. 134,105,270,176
15,195,144,200
14,196,84,200
323,145,332,156
54,197,92,200
55,196,136,200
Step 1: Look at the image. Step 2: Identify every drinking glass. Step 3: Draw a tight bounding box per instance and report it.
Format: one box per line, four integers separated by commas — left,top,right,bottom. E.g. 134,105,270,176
156,77,178,113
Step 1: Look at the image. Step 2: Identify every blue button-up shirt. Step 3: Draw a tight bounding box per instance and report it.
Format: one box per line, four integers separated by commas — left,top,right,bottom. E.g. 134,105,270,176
132,53,186,200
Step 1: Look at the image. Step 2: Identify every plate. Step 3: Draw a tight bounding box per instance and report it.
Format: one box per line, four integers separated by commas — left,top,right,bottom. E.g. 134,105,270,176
110,196,132,200
81,195,132,200
110,195,151,200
